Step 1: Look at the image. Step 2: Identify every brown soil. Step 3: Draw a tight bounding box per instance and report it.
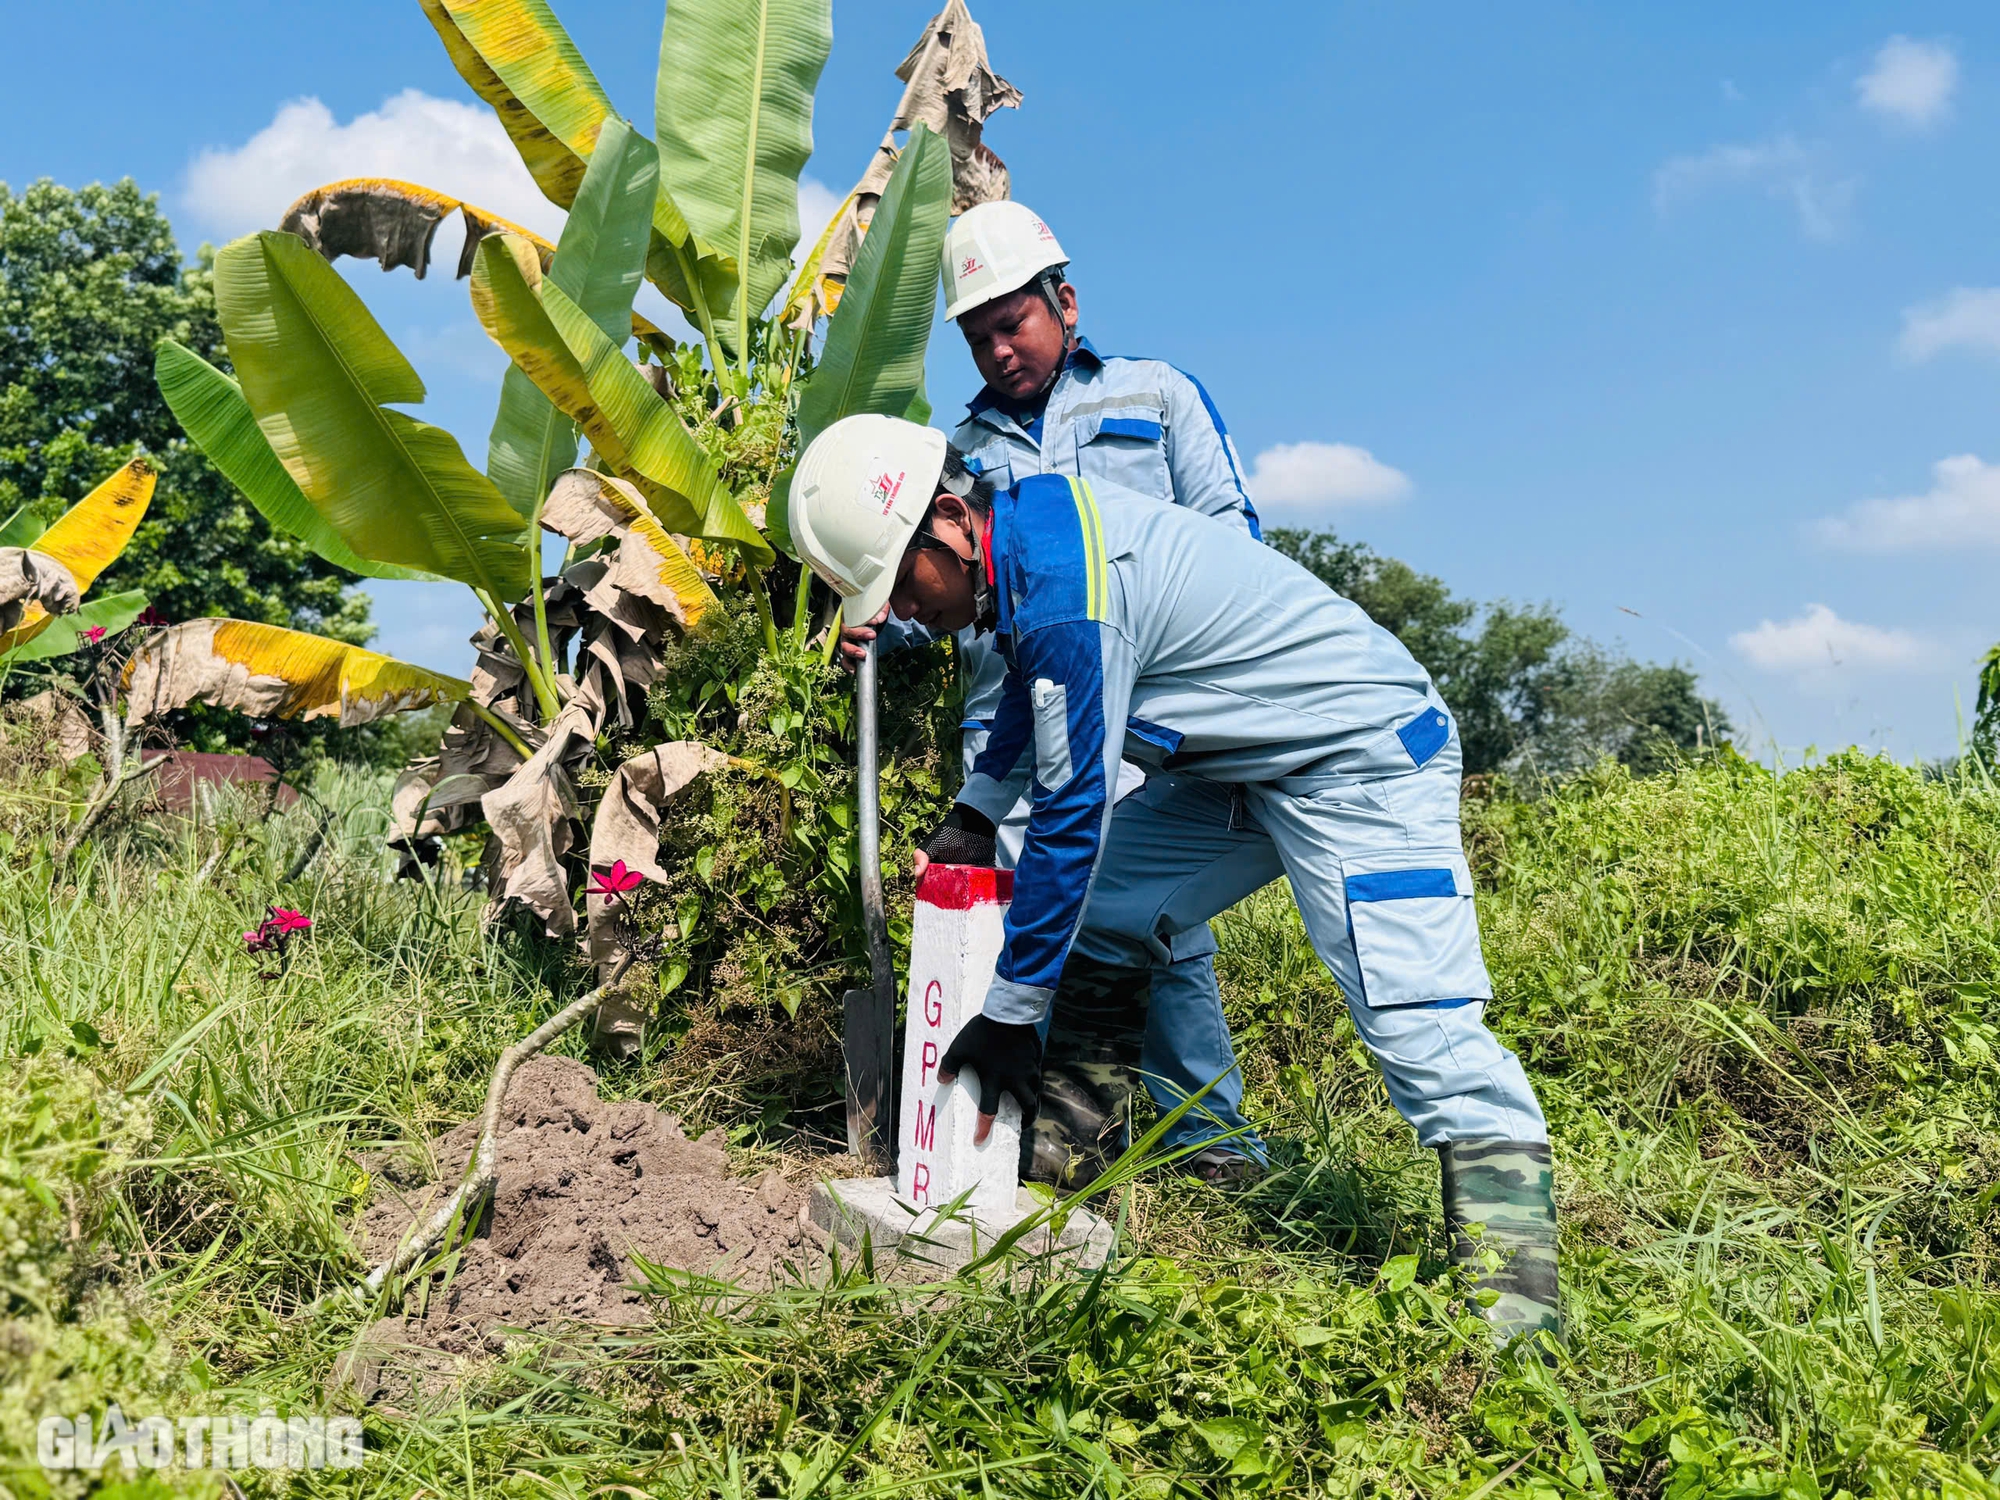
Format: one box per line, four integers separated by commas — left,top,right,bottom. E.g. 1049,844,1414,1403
340,1055,823,1405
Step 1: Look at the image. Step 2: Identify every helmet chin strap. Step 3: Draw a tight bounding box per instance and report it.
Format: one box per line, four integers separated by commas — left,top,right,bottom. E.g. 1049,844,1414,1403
934,470,999,634
1024,269,1075,404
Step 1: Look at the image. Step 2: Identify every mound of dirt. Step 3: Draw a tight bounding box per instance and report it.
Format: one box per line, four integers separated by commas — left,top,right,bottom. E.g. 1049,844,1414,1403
342,1055,822,1403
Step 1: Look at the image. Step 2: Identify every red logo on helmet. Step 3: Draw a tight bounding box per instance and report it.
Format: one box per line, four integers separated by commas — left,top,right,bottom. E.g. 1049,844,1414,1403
1033,220,1054,241
870,469,905,513
959,255,983,277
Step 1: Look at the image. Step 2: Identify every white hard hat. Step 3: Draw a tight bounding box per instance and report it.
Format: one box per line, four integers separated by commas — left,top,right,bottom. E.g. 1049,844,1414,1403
942,201,1067,321
790,415,947,626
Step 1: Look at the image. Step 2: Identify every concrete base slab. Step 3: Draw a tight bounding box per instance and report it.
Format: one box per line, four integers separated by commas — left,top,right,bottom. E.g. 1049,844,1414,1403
809,1176,1114,1276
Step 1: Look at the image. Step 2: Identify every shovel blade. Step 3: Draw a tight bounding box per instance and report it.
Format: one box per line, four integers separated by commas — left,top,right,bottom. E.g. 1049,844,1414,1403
843,985,895,1169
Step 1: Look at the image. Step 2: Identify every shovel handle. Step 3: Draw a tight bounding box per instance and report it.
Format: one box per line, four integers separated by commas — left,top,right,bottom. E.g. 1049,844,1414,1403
847,637,896,1167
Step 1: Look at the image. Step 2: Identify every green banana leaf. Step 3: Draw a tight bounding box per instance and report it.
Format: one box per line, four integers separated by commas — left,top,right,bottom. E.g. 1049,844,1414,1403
486,117,658,518
1,590,149,664
156,341,439,581
485,364,578,524
548,117,660,341
214,231,534,600
0,506,44,549
795,126,950,450
655,0,832,348
771,126,951,557
471,235,771,564
419,0,731,325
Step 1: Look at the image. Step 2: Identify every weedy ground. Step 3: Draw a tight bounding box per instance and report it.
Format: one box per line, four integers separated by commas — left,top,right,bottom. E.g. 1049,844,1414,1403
0,741,1997,1497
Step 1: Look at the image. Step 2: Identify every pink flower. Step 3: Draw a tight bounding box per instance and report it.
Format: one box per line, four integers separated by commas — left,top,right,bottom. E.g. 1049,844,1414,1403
590,861,645,902
243,905,312,959
81,626,106,645
137,606,168,627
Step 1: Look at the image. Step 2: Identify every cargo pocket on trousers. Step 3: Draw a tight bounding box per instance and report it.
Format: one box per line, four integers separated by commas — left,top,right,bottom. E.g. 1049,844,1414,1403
1342,850,1494,1008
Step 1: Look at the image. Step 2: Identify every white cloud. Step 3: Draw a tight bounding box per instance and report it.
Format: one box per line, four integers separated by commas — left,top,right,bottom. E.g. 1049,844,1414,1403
1651,134,1854,240
1897,287,2000,362
1857,36,1958,128
1730,604,1935,675
183,90,563,241
1245,441,1411,520
1814,453,2000,551
796,177,843,259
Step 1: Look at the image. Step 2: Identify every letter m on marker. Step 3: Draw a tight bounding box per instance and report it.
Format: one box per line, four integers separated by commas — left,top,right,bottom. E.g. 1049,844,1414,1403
911,1101,936,1152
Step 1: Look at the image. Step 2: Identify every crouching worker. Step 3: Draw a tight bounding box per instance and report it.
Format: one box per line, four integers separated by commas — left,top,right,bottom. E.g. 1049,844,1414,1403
791,413,1559,1343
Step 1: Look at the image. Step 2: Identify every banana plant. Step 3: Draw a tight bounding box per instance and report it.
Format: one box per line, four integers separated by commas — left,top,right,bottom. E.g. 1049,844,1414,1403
135,0,1000,959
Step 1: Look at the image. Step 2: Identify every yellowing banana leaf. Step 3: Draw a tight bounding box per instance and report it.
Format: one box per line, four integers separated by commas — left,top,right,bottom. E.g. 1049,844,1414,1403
419,0,606,209
781,188,858,330
419,0,615,209
0,458,155,649
471,234,770,562
539,275,771,563
156,341,439,581
34,457,155,595
542,468,718,628
655,0,833,345
122,619,469,728
473,235,648,504
0,506,44,549
484,118,657,520
419,0,728,322
214,231,533,599
280,178,555,280
1,590,148,665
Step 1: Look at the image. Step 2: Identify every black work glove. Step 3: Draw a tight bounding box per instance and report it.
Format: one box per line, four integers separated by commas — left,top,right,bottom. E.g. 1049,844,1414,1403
938,1014,1044,1130
922,803,998,867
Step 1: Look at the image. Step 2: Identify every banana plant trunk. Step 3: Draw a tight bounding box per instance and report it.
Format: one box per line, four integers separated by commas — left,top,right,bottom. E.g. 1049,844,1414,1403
844,637,897,1169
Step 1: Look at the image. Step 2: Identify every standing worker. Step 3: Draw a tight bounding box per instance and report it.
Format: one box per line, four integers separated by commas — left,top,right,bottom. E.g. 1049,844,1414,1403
842,201,1266,1187
796,416,1559,1343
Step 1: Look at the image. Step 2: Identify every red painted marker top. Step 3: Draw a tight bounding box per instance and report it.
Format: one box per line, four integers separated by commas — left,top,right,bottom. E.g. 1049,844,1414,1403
915,864,1014,909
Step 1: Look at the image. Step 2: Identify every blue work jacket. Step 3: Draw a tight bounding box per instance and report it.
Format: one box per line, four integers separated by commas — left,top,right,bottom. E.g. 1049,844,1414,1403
959,474,1452,1024
935,337,1262,724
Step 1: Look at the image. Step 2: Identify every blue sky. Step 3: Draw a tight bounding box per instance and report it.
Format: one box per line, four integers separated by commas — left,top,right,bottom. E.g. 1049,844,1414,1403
6,2,1998,760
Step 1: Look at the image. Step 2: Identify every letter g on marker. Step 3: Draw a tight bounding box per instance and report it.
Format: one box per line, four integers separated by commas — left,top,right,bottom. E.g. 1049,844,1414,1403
924,980,943,1026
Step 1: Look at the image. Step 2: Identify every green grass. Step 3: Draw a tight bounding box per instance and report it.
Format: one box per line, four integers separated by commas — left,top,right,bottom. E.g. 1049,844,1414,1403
1,745,1997,1496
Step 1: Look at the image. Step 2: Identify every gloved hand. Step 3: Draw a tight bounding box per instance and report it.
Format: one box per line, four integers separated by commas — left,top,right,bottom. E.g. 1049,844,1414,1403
938,1013,1043,1143
920,803,998,868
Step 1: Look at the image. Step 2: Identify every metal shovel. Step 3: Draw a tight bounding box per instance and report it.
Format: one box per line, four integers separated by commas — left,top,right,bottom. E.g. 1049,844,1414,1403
843,636,897,1170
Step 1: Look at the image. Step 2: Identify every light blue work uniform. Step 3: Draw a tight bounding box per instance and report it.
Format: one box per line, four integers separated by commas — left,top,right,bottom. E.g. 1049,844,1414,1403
946,336,1263,1157
956,474,1548,1148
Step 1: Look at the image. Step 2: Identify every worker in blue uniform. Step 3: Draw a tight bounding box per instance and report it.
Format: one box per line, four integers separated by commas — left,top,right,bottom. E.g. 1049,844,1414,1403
793,414,1561,1343
839,201,1264,1186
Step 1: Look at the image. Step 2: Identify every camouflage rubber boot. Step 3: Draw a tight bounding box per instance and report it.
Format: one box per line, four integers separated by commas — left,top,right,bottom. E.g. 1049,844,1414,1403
1023,957,1149,1190
1438,1139,1560,1346
586,985,651,1063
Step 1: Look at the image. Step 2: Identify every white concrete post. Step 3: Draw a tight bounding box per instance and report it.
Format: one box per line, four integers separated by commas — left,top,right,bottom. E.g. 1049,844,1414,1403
896,865,1020,1223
